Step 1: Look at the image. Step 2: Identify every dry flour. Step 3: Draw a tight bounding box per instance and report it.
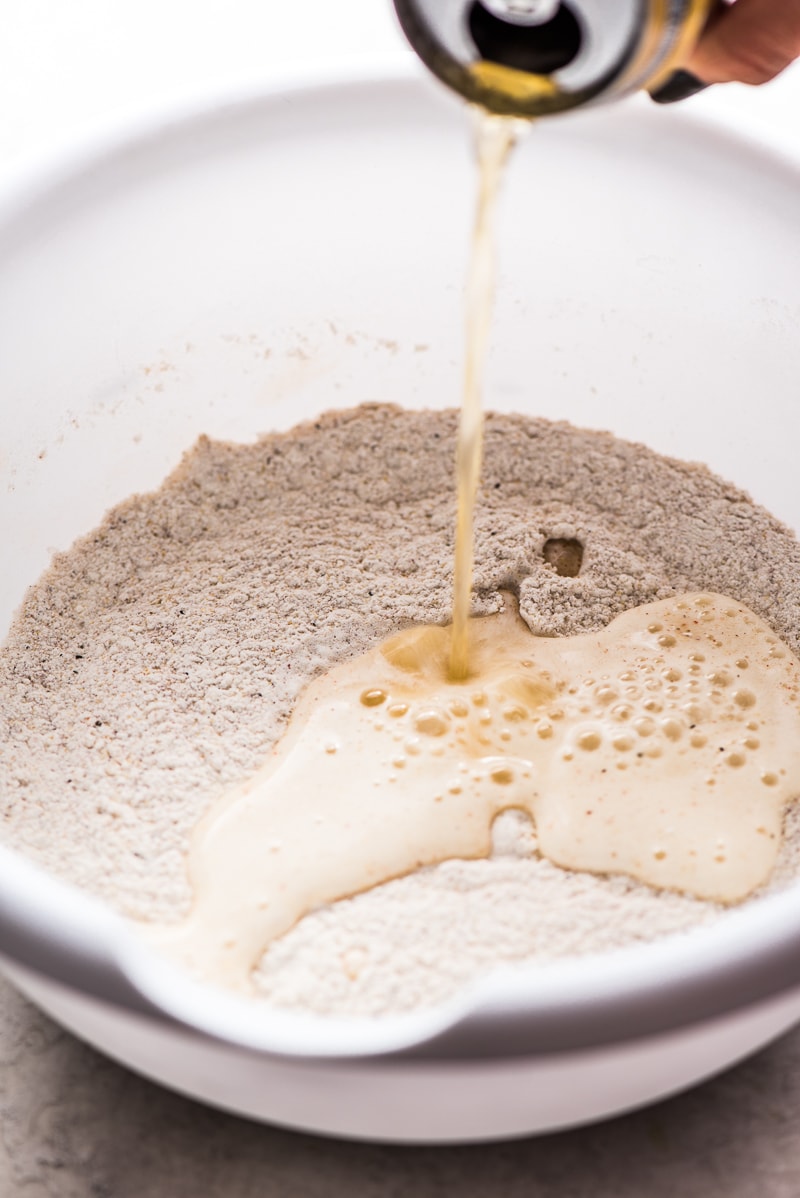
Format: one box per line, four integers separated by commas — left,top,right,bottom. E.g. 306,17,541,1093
3,405,800,1016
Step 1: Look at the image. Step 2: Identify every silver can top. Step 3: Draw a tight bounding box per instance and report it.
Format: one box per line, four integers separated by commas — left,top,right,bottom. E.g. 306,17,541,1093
393,0,709,116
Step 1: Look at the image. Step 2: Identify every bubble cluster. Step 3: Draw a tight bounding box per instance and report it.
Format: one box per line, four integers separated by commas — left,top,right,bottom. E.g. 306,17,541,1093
524,592,800,825
291,591,800,914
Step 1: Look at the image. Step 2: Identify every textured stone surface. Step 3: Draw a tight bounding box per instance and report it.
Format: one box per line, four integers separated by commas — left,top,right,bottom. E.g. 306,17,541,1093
2,975,799,1197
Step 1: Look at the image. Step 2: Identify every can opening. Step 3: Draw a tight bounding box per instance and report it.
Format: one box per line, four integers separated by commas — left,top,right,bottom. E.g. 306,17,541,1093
468,0,583,74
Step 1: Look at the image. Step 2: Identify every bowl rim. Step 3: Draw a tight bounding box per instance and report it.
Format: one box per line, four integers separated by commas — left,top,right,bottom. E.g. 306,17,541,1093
1,61,800,1063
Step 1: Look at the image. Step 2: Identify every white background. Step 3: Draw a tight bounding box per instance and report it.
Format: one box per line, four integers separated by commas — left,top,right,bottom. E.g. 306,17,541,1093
0,0,798,192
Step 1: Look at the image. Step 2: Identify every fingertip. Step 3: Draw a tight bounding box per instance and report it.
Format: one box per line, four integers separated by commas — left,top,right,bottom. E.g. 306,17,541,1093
649,69,709,105
686,0,800,86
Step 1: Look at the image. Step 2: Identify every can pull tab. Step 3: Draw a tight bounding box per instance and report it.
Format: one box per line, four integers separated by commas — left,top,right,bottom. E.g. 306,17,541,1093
481,0,562,22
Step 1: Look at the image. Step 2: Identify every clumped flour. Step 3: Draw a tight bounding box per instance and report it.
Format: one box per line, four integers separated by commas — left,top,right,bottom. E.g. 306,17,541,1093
3,405,800,1016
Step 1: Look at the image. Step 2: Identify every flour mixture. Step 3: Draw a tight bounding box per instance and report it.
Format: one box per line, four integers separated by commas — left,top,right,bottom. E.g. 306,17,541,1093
3,406,800,1015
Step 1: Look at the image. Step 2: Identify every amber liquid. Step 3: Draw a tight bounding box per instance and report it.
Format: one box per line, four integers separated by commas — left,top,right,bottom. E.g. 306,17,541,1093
449,112,521,681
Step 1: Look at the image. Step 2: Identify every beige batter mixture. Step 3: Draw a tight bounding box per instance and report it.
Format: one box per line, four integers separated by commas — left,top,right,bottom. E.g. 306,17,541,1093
151,590,800,992
3,405,800,1015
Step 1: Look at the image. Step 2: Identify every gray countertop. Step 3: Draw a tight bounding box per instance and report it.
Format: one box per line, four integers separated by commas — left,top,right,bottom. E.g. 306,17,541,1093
1,974,798,1198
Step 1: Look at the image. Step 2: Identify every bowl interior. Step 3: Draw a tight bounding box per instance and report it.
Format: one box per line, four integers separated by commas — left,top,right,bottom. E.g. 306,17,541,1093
1,71,799,638
1,71,800,1052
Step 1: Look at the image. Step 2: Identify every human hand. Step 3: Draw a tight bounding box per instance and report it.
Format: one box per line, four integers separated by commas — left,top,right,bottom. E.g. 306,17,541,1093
651,0,800,103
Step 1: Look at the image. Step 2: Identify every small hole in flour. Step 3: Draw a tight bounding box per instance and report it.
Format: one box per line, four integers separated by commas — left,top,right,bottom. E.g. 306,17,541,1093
542,538,583,578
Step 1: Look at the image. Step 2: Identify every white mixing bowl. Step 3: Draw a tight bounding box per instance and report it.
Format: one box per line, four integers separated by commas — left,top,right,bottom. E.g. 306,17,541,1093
1,61,800,1143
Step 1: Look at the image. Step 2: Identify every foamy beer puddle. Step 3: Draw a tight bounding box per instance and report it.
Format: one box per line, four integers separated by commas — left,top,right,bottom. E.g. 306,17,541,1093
151,592,800,989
